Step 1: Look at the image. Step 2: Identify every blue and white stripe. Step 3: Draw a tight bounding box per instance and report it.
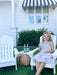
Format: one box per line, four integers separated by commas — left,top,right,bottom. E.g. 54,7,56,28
22,0,57,7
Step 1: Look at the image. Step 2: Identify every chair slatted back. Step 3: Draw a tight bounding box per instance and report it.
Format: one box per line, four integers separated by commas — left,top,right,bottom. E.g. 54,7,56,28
40,35,56,50
0,36,14,60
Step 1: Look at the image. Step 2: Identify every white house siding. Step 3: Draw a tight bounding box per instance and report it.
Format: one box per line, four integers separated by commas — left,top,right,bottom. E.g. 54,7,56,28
15,0,28,31
16,0,57,43
55,7,57,43
0,2,11,35
47,7,56,34
0,2,16,46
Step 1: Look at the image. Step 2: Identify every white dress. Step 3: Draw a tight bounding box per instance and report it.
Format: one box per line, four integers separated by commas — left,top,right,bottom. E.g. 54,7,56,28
34,43,53,64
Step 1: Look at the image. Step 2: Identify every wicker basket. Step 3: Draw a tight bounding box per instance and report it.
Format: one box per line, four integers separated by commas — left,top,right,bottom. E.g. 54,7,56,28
18,54,31,66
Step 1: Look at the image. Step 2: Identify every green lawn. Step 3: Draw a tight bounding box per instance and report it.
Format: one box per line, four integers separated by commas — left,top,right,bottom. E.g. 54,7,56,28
0,47,57,75
0,63,57,75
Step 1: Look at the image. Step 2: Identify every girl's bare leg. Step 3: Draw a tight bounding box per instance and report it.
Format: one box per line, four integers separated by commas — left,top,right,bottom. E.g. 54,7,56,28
35,72,40,75
37,62,46,75
35,60,41,75
35,60,41,71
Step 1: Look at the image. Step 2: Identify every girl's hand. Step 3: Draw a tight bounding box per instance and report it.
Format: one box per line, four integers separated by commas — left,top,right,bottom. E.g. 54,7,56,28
45,51,49,53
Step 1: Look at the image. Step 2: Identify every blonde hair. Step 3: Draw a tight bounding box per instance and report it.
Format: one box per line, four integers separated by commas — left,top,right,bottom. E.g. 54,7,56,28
42,31,52,42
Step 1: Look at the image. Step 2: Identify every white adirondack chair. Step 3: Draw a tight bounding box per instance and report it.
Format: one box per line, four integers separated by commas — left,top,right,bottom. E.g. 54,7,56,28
28,35,57,74
0,36,19,70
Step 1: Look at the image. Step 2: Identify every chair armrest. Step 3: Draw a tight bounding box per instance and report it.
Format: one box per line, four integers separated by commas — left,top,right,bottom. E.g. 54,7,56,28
52,49,57,59
14,48,19,57
52,49,57,57
27,47,39,58
27,47,39,55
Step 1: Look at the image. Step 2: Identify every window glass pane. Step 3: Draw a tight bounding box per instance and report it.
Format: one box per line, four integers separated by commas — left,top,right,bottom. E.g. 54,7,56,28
36,14,41,23
43,15,48,23
43,6,48,13
29,7,34,14
43,6,49,23
36,7,41,23
36,7,41,13
29,7,34,24
29,16,34,24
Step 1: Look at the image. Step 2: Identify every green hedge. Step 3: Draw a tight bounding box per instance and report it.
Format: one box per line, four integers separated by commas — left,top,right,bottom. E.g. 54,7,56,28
17,28,54,46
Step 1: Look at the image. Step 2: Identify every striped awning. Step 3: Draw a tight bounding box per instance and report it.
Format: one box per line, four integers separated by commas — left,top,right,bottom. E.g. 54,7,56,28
22,0,57,7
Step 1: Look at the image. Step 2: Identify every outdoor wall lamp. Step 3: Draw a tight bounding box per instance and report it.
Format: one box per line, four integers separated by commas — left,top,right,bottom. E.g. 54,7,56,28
53,3,57,10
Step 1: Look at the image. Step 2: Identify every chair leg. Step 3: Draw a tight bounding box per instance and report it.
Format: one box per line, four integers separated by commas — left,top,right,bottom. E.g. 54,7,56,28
15,65,17,70
31,66,34,70
53,65,56,74
15,58,17,70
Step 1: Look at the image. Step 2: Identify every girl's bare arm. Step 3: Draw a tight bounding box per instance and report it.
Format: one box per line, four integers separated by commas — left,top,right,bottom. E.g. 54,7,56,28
38,44,41,51
45,42,54,53
49,42,54,53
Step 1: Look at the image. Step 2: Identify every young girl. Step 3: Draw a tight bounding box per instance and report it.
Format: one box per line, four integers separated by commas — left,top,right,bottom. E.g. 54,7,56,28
34,31,54,75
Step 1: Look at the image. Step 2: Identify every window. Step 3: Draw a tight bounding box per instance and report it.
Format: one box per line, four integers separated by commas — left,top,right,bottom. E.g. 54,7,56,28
36,7,41,23
28,6,49,24
29,8,34,24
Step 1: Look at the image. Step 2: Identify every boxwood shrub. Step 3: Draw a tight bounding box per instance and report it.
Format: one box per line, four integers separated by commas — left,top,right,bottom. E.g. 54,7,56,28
17,28,54,46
